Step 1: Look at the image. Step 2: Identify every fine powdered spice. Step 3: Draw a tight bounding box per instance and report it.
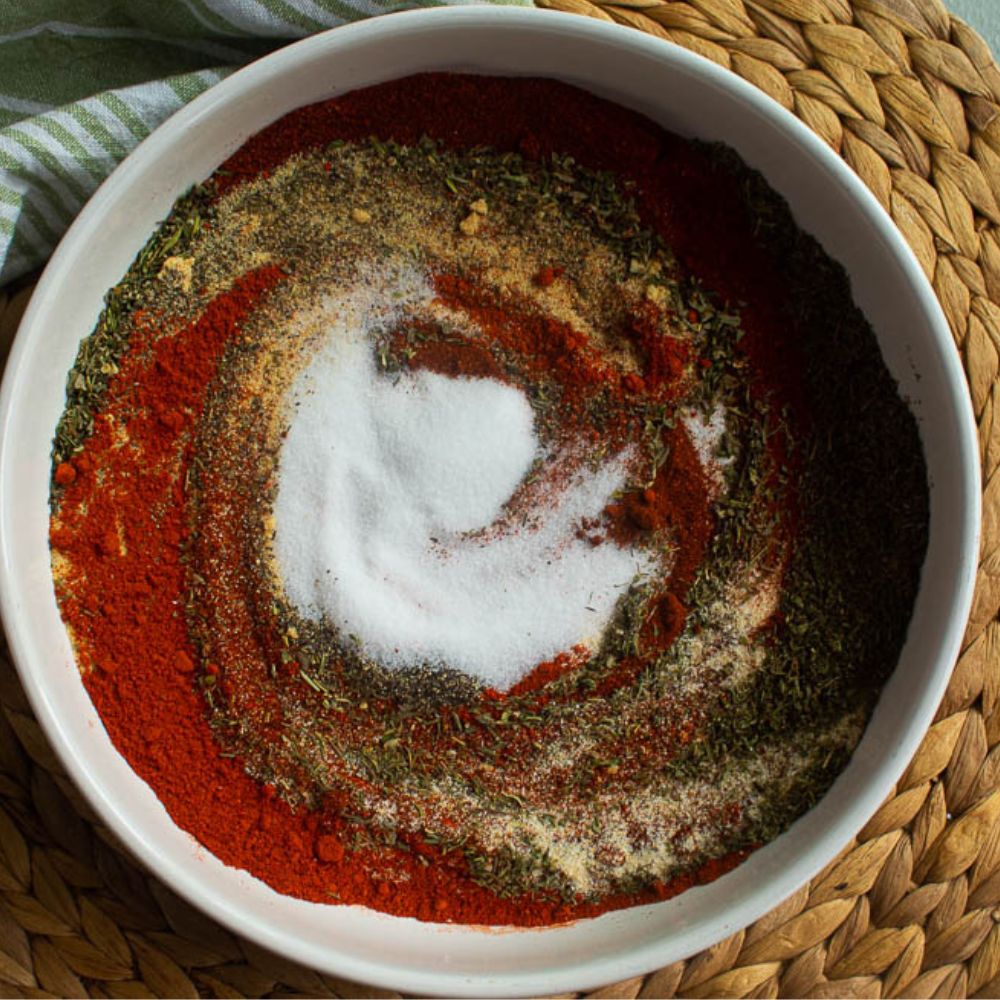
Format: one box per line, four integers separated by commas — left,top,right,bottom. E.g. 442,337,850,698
48,74,929,926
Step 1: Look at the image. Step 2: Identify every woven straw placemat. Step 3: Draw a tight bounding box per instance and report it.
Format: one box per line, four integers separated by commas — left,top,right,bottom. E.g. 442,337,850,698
1,1,999,996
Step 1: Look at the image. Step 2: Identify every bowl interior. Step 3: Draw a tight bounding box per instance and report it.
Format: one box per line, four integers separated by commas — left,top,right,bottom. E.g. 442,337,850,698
0,9,979,996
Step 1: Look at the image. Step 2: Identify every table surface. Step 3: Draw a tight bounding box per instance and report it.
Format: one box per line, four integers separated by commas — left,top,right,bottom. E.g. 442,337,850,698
2,3,1000,998
949,0,999,49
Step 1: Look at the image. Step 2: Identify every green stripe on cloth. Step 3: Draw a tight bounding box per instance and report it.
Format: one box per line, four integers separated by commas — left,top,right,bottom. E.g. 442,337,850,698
0,218,46,280
165,72,214,105
64,105,129,160
291,0,367,26
0,150,76,225
245,1,330,32
34,118,108,184
0,183,63,247
4,128,90,204
180,0,263,39
95,92,155,142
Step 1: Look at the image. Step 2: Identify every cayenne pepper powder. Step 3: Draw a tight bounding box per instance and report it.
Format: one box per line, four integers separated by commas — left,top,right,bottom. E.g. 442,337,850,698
48,74,930,926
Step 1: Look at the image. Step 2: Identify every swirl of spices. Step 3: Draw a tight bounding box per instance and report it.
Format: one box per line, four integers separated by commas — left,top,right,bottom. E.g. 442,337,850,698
185,147,748,904
48,75,928,925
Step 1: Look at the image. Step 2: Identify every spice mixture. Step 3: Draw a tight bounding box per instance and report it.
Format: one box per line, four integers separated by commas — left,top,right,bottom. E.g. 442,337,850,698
48,74,929,926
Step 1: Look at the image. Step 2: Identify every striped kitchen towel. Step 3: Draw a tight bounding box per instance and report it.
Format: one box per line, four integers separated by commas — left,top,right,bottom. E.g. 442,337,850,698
0,0,525,285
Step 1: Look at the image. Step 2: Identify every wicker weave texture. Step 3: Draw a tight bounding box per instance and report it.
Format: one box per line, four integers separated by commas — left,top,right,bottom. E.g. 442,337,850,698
2,0,1000,995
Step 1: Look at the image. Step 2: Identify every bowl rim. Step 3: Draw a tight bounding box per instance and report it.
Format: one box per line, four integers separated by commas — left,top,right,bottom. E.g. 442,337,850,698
0,6,982,995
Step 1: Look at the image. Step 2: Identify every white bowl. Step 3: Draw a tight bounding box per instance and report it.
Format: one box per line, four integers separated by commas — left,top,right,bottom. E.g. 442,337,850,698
0,8,981,996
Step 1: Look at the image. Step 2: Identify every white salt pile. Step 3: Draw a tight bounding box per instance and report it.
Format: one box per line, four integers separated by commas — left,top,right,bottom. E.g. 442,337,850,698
273,271,656,691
